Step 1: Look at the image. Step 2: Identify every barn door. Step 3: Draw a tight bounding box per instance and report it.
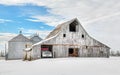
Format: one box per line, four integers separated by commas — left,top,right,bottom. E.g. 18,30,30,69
41,45,53,58
69,48,79,57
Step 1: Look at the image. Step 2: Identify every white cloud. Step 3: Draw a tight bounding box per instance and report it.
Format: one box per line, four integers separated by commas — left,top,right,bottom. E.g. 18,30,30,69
22,29,51,39
0,19,12,23
0,0,45,6
0,33,16,36
40,26,44,29
17,27,51,38
26,15,68,27
0,33,17,50
83,12,120,24
0,0,25,5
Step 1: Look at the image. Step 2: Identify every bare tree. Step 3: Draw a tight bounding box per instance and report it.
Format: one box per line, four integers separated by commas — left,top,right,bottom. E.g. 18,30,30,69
110,50,115,56
116,51,120,56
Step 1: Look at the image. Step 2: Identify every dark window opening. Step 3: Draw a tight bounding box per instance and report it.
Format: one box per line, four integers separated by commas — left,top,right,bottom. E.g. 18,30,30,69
69,48,79,57
63,34,66,37
69,48,74,54
86,46,88,49
69,20,78,32
82,34,84,38
100,51,103,54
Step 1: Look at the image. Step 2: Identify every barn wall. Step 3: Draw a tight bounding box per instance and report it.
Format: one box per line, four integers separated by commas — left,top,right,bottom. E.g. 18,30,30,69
53,45,68,58
32,45,41,59
52,45,109,58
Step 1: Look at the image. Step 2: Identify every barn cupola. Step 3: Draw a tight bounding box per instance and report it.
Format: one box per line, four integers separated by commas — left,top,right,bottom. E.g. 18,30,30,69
69,20,78,32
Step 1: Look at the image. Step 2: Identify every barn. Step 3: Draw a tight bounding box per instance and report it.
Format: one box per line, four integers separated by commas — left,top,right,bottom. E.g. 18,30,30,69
30,18,110,59
6,32,42,60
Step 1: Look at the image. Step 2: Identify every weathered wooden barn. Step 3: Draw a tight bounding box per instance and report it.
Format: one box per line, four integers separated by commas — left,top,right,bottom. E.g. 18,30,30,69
31,18,110,59
7,32,42,60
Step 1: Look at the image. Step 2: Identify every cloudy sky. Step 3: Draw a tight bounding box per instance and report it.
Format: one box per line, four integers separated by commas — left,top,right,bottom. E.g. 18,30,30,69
0,0,120,51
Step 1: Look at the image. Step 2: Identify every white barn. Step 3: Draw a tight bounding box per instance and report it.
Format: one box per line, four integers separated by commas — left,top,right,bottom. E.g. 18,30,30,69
30,18,110,59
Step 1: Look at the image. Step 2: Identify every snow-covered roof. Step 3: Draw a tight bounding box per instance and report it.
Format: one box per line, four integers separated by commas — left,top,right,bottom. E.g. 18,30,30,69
32,32,60,47
30,34,42,44
9,34,31,42
32,18,110,48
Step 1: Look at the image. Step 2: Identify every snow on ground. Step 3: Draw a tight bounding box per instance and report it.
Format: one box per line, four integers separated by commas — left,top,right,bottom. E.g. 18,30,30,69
0,57,120,75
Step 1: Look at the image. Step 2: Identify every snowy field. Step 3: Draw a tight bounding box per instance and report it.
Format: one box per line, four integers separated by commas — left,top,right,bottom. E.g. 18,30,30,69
0,57,120,75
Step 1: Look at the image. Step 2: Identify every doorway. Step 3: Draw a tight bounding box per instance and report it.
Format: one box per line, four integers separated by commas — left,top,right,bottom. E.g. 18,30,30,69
41,45,53,58
69,48,79,57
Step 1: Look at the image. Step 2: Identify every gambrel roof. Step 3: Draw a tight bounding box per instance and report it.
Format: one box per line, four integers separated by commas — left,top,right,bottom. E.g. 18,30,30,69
9,34,31,42
33,18,110,49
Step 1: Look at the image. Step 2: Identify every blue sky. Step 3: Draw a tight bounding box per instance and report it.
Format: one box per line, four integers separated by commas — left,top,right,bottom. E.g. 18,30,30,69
0,0,120,51
0,5,54,34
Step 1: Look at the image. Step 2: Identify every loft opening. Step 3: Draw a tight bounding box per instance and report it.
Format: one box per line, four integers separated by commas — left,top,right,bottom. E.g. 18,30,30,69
63,34,66,37
69,20,78,32
82,34,84,38
86,46,88,49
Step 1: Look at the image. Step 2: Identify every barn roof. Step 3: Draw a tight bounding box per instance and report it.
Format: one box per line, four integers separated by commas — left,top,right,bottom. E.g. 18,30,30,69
9,34,31,42
32,32,60,47
46,18,77,39
33,18,110,48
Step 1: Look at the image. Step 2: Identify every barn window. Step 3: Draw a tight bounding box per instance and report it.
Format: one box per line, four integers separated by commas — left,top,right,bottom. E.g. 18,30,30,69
69,48,74,54
63,34,66,37
86,46,88,49
69,20,78,32
82,34,84,38
100,51,104,54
